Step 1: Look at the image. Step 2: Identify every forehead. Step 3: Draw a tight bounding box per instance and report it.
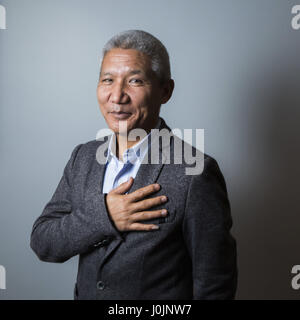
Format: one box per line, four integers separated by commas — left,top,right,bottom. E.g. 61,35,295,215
100,48,152,75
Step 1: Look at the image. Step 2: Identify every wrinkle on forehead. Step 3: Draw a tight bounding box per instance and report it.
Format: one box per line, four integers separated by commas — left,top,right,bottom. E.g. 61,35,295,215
100,48,153,77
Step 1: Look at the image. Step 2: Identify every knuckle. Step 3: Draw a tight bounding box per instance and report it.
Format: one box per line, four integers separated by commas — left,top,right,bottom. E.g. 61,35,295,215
133,212,143,221
155,210,161,216
153,198,160,205
123,194,129,203
140,190,145,198
145,212,152,219
120,197,127,208
145,198,152,205
131,223,140,231
141,200,149,209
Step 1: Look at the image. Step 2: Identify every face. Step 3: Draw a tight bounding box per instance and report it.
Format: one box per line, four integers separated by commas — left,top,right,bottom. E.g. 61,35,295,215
97,48,174,135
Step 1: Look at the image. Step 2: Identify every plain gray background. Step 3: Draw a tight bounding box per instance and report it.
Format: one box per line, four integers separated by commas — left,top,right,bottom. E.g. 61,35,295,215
1,0,300,299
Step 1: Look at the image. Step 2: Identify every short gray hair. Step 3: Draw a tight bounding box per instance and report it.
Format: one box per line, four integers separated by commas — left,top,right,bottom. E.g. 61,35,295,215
102,30,171,83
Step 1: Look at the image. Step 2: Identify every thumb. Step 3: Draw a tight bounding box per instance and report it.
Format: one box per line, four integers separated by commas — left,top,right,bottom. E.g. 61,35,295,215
111,177,134,194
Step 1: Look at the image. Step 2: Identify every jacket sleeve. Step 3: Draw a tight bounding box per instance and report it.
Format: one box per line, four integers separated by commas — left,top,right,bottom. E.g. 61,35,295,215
30,144,122,263
182,156,238,299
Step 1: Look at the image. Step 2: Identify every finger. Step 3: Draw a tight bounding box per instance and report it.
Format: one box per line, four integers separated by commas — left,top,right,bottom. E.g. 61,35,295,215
130,209,168,222
127,183,161,202
132,195,167,212
128,222,160,231
110,177,134,195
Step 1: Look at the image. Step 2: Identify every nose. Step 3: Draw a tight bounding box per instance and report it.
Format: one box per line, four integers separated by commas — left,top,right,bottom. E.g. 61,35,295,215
110,81,129,104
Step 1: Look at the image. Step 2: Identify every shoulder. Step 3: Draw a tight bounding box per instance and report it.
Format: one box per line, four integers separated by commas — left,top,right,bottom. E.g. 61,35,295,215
169,133,221,177
68,136,112,168
158,133,226,195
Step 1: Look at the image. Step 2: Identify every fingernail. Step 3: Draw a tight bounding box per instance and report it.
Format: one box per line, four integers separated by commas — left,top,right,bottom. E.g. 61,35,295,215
161,209,167,216
152,225,159,230
155,184,160,190
161,196,167,203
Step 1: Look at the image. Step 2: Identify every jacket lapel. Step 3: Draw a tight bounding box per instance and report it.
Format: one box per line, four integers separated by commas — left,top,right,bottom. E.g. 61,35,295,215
96,118,173,265
128,117,171,193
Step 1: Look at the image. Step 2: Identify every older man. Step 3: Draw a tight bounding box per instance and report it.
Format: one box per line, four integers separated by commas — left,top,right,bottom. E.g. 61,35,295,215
30,30,237,300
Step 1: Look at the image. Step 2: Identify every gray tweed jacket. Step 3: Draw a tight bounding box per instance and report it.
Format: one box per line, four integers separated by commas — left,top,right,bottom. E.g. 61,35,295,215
30,117,237,300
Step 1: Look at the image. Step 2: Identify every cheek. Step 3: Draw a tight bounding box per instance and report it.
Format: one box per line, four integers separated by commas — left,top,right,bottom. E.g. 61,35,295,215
133,90,153,109
97,87,108,103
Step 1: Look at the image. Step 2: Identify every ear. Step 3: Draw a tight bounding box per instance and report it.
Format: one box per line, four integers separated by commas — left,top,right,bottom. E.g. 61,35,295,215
161,79,175,104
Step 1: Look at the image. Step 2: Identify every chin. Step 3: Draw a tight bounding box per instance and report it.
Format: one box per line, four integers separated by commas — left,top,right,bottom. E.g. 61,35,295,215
107,116,137,133
107,120,131,135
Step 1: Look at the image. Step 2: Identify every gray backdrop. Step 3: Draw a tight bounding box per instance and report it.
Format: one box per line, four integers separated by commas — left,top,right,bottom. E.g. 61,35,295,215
1,0,300,299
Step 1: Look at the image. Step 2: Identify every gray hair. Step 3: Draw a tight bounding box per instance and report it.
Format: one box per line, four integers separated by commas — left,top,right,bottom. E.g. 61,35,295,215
102,30,171,83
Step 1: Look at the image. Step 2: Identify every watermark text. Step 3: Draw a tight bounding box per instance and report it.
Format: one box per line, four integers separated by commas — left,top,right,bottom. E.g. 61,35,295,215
0,265,6,290
95,122,204,176
0,4,6,30
291,5,300,30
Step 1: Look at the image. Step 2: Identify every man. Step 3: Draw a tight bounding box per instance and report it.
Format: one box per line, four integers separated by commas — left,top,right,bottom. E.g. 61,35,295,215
30,30,238,300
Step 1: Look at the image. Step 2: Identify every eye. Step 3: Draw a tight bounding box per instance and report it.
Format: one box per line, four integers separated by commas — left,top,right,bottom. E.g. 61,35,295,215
129,78,143,84
102,78,113,83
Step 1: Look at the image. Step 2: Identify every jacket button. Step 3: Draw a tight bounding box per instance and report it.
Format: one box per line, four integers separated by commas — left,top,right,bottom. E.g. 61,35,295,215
97,281,105,290
93,237,110,248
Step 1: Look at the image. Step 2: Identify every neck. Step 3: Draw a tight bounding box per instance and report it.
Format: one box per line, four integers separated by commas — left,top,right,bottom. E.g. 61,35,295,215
116,134,140,161
115,117,160,161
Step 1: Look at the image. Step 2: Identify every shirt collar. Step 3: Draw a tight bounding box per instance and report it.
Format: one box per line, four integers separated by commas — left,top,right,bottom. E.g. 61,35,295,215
106,118,161,165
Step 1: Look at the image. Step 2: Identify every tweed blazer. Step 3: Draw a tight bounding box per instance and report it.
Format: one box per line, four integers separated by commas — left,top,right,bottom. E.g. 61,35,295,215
30,117,237,300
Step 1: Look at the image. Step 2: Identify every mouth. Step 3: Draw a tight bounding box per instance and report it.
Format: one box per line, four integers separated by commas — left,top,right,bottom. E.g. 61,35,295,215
109,111,132,120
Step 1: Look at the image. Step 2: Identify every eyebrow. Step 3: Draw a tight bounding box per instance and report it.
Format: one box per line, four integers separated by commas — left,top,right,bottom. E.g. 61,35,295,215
100,69,144,77
128,70,143,75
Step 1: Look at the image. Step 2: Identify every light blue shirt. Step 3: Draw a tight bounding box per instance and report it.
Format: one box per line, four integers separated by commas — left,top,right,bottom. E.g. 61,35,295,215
102,118,161,194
